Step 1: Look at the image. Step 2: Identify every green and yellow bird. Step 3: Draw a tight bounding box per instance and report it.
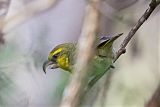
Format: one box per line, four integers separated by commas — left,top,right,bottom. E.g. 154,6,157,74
43,34,122,88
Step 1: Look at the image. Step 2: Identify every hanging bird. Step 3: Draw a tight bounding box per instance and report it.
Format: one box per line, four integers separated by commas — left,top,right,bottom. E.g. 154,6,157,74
43,33,122,89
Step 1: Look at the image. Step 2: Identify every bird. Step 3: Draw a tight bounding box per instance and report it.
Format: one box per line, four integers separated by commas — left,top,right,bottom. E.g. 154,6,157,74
43,33,122,89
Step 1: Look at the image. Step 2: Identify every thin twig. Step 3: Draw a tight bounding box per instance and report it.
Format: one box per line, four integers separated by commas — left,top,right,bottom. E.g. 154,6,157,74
102,0,160,106
111,0,160,106
59,0,100,107
114,0,160,62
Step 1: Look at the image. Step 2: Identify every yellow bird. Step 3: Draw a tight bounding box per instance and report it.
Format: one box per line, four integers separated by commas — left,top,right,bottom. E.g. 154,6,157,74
43,34,122,88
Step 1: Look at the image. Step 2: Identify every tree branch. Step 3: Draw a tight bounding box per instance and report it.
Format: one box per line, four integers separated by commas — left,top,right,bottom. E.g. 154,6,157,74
103,0,160,106
114,0,160,62
59,0,100,107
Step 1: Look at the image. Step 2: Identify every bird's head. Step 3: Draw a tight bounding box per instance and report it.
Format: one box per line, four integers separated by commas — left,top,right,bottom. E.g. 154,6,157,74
43,43,75,74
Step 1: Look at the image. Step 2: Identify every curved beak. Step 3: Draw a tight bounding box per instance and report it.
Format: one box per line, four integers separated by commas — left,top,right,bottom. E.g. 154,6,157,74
43,60,59,74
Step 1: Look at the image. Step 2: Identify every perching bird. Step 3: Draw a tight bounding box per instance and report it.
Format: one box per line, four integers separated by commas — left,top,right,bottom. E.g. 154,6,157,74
43,33,122,88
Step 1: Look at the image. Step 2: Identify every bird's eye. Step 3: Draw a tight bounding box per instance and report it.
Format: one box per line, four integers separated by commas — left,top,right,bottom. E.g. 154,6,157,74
52,55,58,59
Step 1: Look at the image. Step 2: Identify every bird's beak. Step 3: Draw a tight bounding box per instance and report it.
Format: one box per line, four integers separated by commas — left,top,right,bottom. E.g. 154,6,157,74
107,33,123,47
43,60,59,74
109,33,123,43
